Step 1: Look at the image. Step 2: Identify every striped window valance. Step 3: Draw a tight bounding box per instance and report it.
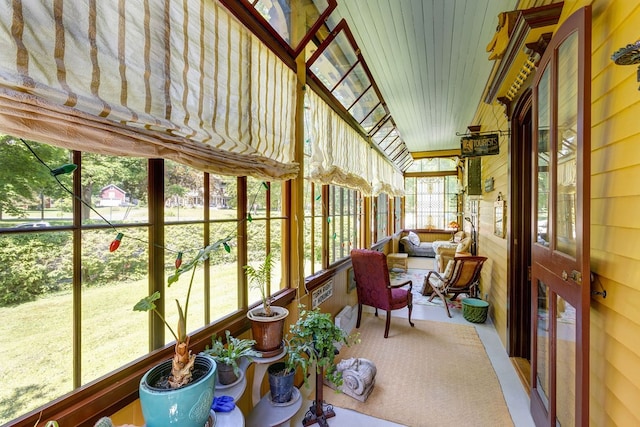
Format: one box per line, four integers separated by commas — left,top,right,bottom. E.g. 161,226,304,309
305,89,404,196
0,0,298,180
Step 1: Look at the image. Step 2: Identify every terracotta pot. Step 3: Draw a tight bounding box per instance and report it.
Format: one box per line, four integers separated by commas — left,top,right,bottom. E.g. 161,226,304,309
247,306,289,356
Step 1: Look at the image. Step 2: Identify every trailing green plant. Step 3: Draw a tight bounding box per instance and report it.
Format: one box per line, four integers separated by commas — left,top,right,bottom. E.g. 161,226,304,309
279,305,359,387
134,236,232,389
204,330,260,376
244,251,274,316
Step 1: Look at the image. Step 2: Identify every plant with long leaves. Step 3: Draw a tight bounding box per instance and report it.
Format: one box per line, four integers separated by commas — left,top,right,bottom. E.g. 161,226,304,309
244,252,275,316
134,236,232,389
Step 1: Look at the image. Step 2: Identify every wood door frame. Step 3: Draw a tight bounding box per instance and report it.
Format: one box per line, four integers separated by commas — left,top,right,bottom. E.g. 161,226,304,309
508,90,533,361
529,6,591,426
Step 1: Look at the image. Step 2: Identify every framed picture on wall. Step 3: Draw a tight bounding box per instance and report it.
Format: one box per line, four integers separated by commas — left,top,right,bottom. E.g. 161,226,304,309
347,267,356,293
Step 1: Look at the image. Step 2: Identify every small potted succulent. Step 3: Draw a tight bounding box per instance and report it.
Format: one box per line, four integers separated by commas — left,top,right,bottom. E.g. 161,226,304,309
133,236,232,427
244,252,289,356
204,330,260,385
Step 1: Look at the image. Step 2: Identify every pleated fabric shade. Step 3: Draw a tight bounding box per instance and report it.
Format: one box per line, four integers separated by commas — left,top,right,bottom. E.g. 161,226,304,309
0,0,298,180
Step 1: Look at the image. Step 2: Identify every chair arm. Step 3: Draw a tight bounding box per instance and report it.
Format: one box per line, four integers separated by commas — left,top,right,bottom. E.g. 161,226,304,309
425,270,446,283
389,279,412,291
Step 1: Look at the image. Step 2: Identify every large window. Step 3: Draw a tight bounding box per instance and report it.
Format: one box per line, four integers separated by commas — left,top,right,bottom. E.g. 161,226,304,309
0,135,287,424
328,185,362,265
404,158,460,229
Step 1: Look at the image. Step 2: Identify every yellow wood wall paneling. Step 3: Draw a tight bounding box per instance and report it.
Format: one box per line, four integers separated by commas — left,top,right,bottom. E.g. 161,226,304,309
592,134,640,177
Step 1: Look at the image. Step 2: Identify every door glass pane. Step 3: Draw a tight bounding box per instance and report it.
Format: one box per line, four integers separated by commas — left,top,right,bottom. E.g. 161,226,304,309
555,32,578,257
536,68,550,248
556,296,576,426
536,280,551,410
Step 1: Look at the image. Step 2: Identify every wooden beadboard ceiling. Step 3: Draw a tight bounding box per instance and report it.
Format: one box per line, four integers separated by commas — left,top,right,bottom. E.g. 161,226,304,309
330,0,519,154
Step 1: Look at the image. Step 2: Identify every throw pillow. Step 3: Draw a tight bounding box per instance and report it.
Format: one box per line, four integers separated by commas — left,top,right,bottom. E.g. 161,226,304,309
407,231,420,246
453,231,464,243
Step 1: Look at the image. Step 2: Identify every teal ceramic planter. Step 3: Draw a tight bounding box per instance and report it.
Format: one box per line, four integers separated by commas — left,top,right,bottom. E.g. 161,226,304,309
139,354,216,427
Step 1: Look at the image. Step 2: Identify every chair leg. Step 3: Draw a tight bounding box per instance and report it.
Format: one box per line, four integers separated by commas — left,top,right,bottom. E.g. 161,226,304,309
407,301,415,328
374,307,379,317
384,310,391,338
432,287,452,318
356,303,363,328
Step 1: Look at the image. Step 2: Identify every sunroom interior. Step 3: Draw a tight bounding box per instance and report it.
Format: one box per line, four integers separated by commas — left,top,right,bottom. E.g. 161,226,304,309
4,0,636,426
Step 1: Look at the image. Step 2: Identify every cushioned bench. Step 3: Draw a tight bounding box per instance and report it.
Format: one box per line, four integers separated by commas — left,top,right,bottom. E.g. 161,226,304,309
399,231,435,257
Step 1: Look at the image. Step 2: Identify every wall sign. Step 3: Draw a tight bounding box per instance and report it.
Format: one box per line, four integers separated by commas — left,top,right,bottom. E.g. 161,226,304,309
312,279,334,308
460,133,500,158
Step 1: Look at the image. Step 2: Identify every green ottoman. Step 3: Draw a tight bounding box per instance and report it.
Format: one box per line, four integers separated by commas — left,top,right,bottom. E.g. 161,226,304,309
462,298,489,323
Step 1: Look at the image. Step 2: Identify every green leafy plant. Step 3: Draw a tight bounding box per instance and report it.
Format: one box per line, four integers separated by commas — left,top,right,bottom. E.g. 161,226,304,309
244,251,274,316
134,236,232,389
204,330,260,376
279,305,359,387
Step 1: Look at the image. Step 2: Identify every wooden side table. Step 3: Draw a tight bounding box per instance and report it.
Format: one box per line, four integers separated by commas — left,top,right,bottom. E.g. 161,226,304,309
387,252,408,272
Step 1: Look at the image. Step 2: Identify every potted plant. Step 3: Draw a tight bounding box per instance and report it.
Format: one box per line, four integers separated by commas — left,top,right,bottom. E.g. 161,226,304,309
267,305,359,404
133,236,232,427
245,252,289,356
204,330,260,385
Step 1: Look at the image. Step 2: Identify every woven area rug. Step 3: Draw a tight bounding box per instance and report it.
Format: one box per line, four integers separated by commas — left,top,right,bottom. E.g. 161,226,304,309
324,314,514,427
389,268,466,311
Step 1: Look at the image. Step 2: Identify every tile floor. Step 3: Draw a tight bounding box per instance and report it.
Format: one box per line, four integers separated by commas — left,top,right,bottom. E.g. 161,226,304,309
290,259,536,427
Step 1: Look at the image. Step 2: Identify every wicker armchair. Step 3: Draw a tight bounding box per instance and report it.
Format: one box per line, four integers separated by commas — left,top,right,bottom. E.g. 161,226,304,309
423,256,487,318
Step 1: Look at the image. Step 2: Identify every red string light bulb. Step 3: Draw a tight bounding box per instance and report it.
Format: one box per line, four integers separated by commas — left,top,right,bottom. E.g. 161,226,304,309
109,233,124,252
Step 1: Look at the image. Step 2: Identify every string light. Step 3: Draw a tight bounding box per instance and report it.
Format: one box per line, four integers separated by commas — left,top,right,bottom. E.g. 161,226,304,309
109,233,124,252
21,137,269,260
50,163,77,176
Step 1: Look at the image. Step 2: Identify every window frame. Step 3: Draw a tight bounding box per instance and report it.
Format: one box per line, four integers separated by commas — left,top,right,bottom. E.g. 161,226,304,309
1,143,296,426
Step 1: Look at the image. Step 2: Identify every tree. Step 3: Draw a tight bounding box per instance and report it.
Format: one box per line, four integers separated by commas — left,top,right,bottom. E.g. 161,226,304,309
0,135,70,219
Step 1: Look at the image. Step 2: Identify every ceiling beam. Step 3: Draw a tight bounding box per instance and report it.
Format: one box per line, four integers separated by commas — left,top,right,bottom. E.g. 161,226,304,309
411,149,460,159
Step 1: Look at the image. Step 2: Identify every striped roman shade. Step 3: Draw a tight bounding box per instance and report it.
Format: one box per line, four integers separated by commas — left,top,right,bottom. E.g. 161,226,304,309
0,0,298,180
305,89,404,196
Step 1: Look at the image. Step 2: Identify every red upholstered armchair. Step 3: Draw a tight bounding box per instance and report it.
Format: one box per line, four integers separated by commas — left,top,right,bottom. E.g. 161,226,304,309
350,249,415,338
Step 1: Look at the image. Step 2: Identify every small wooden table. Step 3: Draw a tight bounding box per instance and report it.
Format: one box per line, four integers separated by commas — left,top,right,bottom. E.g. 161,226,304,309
387,253,408,272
